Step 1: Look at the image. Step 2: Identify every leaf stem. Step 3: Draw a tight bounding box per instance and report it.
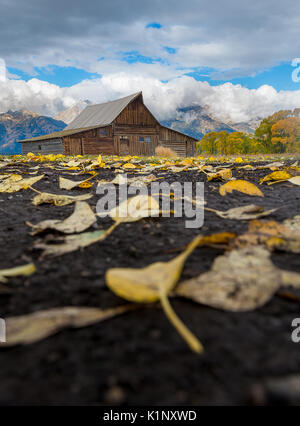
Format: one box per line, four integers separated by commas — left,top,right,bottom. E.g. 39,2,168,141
28,185,42,194
159,291,204,354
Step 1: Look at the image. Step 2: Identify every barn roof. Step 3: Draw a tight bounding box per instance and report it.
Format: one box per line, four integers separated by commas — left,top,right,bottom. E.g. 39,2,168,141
66,91,142,130
18,124,108,143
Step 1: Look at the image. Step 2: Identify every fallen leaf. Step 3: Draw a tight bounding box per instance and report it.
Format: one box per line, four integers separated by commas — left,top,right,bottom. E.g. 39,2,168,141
0,174,44,193
284,215,300,232
1,305,134,346
78,181,93,189
288,176,300,186
260,170,292,184
219,180,264,197
248,219,289,236
32,192,92,206
26,201,96,235
106,235,203,353
266,175,300,186
205,204,277,220
0,263,36,283
34,229,108,257
176,246,300,311
122,163,136,169
266,236,300,254
59,175,96,190
108,195,161,223
259,161,284,170
232,219,298,251
198,232,237,246
207,169,232,181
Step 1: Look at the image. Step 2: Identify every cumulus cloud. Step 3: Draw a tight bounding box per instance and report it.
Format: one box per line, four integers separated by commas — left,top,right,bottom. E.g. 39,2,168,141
1,58,300,123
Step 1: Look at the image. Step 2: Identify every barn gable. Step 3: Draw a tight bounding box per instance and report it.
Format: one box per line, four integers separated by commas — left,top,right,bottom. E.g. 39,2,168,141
66,92,144,129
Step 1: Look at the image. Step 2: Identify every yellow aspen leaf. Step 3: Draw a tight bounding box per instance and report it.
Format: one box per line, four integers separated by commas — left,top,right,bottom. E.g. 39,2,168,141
59,174,96,190
207,169,232,182
78,181,93,189
106,235,203,353
0,174,44,193
260,170,292,184
234,157,244,163
122,163,136,169
0,263,36,283
219,180,264,197
198,232,237,246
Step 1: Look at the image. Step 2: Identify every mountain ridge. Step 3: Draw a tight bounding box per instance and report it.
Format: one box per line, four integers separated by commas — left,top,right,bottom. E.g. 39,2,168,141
0,110,66,154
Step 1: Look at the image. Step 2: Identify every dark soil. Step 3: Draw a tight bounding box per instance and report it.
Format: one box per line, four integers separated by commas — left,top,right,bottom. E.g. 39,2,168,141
0,160,300,406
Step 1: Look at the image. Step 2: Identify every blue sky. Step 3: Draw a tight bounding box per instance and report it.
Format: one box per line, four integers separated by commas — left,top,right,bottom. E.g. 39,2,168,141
186,63,300,91
7,58,299,92
8,65,101,87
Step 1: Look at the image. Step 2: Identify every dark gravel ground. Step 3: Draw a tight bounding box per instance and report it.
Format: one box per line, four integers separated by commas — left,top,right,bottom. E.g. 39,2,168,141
0,159,300,405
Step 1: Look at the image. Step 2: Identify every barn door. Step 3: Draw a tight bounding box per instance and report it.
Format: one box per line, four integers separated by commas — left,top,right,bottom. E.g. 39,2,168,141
186,141,193,157
69,138,82,155
119,137,130,155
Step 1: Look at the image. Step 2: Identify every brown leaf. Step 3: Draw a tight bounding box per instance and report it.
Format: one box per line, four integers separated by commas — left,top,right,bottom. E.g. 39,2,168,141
1,305,134,346
26,201,96,235
34,229,109,257
32,192,92,206
176,246,300,311
205,204,277,220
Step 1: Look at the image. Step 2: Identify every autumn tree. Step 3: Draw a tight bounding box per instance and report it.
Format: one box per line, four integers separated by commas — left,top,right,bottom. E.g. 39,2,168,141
255,109,300,152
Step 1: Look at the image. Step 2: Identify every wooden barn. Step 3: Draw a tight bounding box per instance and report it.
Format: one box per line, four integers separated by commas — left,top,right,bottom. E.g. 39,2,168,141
19,92,197,157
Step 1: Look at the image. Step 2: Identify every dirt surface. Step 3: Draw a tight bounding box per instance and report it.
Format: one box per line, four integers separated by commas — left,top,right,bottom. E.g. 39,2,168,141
0,160,300,406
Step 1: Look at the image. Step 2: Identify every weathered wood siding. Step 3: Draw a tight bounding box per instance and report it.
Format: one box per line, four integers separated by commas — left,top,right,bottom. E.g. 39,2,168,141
158,127,197,157
63,126,114,155
82,137,114,155
21,138,64,155
114,135,158,156
114,95,157,126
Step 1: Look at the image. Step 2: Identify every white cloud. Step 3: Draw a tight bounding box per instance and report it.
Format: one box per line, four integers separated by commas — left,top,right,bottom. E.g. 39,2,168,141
1,59,300,124
0,59,6,82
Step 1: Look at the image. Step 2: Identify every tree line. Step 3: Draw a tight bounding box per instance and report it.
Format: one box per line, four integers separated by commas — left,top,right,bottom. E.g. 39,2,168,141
197,109,300,154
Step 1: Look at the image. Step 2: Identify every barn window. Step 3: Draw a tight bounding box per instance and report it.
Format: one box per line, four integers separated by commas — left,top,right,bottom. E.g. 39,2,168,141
99,128,107,136
139,136,144,142
145,136,151,142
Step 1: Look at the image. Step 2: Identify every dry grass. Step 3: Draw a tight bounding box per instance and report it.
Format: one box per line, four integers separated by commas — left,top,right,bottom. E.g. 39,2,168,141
155,146,177,158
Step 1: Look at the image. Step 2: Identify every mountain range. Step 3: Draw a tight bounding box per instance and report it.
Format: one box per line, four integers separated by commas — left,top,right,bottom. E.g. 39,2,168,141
0,110,66,154
161,105,260,139
0,101,261,154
